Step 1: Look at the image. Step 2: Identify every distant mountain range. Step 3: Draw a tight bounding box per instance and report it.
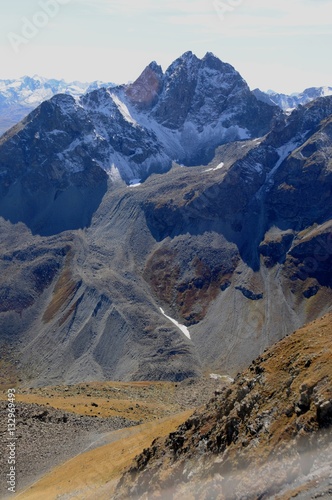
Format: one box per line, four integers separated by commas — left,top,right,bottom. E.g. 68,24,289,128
0,75,115,135
0,52,332,386
253,86,332,111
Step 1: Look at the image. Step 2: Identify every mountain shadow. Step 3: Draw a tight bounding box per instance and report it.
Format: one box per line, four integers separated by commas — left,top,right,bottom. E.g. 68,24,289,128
0,169,108,236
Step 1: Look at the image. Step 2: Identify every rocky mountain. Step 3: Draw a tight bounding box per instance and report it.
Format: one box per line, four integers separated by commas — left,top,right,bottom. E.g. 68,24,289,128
253,85,332,111
0,52,332,387
0,51,278,235
115,313,332,499
0,75,115,136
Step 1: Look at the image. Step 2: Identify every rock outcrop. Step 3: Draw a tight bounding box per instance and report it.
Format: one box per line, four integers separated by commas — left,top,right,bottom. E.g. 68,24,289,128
115,314,332,499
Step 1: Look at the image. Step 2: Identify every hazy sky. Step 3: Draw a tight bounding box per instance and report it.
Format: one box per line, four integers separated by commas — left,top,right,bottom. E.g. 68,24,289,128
1,0,331,93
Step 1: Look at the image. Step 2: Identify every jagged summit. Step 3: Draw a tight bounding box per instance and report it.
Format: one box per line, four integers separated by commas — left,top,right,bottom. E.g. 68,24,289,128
0,51,278,200
125,60,163,110
202,50,242,75
147,51,251,132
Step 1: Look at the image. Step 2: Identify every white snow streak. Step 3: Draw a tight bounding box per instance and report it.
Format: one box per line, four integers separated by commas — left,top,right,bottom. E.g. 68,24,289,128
205,162,224,172
210,374,234,383
128,178,142,187
110,93,138,126
159,307,191,340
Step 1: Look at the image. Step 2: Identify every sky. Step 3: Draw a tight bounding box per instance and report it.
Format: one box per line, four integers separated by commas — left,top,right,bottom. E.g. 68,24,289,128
0,0,331,93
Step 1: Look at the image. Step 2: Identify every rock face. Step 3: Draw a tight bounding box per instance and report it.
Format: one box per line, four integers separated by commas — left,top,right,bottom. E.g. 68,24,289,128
0,54,332,386
0,96,109,235
115,314,332,500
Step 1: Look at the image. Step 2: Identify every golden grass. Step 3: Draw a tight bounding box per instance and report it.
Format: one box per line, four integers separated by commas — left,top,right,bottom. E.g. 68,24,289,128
237,312,332,457
15,393,173,420
0,380,182,421
14,410,193,500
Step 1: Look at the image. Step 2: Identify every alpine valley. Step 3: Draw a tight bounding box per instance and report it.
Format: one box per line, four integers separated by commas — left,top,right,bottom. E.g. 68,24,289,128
0,51,332,386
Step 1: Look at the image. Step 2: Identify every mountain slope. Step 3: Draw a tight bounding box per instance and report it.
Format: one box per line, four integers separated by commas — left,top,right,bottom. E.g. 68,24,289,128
115,313,332,499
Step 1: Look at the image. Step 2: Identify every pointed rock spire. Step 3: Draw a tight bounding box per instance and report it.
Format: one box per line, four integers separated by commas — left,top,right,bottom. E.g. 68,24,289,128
125,61,164,110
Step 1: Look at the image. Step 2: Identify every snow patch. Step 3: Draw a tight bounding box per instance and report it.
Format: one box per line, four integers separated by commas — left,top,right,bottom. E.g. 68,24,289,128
129,179,142,187
48,129,66,137
210,374,234,383
205,162,224,172
321,86,332,97
159,307,191,340
110,93,138,126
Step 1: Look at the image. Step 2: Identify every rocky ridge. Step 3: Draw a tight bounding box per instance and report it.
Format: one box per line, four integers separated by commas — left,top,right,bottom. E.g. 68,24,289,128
115,313,332,499
0,75,115,135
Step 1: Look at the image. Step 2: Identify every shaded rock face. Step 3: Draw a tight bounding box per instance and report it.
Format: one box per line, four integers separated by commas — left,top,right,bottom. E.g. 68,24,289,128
143,235,239,324
0,95,109,235
287,224,332,289
140,96,332,274
115,314,332,500
267,114,332,230
259,230,294,267
148,52,275,137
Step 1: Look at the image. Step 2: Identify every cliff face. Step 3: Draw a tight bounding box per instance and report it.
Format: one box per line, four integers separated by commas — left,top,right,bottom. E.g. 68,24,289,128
115,314,332,499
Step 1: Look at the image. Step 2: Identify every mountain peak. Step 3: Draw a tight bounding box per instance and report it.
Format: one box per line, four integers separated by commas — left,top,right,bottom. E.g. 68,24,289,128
202,51,218,61
180,50,194,59
147,60,163,75
125,60,164,110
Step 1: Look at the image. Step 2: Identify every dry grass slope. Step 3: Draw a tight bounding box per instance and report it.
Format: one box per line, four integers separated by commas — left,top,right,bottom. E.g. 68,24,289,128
115,313,332,499
10,381,185,421
14,411,193,500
